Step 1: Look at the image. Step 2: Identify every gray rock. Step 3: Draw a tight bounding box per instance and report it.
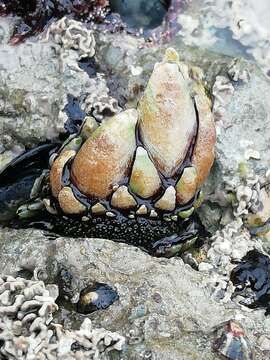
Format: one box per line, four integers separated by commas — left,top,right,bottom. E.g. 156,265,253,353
0,16,16,45
0,18,99,169
0,227,266,359
0,40,63,147
216,66,270,180
201,62,270,231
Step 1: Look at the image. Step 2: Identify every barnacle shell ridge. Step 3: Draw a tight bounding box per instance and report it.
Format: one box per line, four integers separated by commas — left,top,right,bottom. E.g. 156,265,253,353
50,150,76,198
191,84,216,188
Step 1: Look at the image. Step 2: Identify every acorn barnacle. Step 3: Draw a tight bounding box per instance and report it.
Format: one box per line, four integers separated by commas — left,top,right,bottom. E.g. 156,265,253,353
49,48,216,256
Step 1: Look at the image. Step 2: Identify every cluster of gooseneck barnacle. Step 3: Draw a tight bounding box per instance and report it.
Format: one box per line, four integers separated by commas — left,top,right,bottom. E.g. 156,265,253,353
0,276,125,359
48,48,216,221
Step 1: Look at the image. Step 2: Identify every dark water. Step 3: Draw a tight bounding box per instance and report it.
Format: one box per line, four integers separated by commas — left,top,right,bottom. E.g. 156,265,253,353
78,57,97,78
0,143,58,222
110,0,170,29
64,95,86,135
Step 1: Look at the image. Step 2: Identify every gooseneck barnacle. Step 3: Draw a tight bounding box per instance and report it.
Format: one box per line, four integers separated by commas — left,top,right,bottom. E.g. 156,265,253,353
49,48,216,222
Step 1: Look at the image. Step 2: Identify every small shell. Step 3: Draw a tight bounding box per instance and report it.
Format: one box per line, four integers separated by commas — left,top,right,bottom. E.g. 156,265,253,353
106,211,116,218
50,150,76,198
247,188,270,227
129,146,161,199
58,186,86,214
155,186,176,211
91,202,107,215
178,207,194,219
80,116,99,140
77,283,119,314
136,204,148,215
213,321,253,360
150,210,158,218
71,109,138,198
138,50,197,177
111,185,137,209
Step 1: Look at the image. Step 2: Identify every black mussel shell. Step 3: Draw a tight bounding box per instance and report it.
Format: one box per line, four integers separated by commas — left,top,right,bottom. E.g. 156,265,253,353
230,249,270,315
77,282,119,314
110,0,170,30
0,143,58,223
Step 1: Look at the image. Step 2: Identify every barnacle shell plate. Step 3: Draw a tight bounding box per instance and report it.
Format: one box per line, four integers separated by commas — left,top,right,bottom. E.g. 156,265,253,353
71,109,137,198
138,56,197,178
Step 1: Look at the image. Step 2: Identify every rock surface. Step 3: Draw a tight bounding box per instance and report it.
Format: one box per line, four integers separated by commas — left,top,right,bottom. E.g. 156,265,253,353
0,227,267,359
0,17,111,170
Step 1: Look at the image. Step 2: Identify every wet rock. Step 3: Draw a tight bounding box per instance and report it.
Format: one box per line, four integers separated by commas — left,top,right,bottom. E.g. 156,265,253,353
0,17,112,171
110,0,169,30
176,0,270,77
0,39,64,149
0,16,15,44
195,62,270,230
207,220,262,272
247,188,270,227
0,227,266,359
214,67,270,179
0,275,124,359
0,0,109,42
